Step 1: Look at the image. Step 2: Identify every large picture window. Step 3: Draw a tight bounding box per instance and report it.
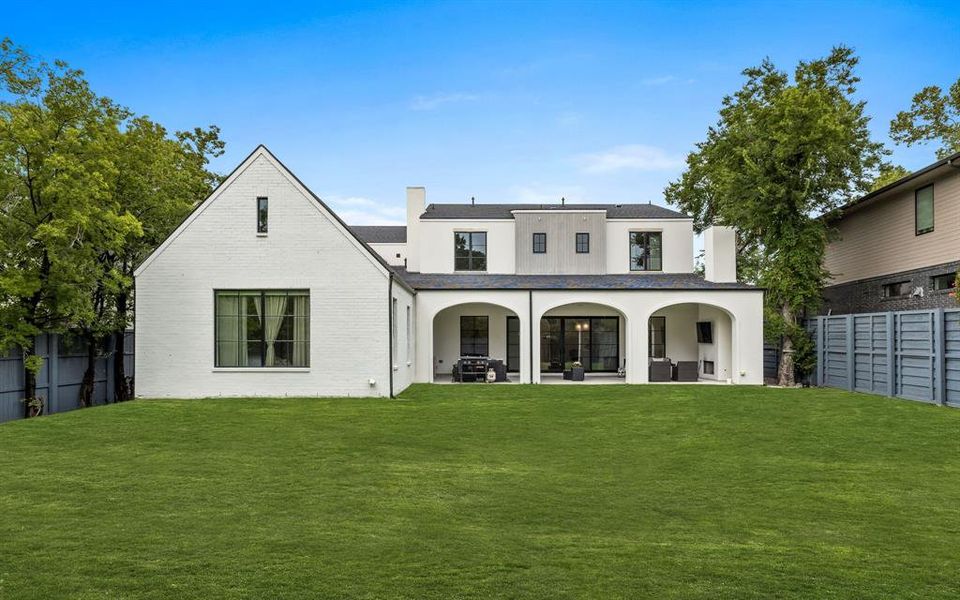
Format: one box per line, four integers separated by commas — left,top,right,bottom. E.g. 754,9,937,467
630,232,662,271
915,185,934,235
460,316,489,356
215,290,309,367
454,231,487,271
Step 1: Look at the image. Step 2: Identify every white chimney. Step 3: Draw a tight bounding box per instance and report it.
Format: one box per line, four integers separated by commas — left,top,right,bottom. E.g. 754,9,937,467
703,225,737,282
405,187,425,272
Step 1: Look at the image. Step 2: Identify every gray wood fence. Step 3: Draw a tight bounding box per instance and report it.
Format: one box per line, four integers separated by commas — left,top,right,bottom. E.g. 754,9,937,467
811,309,960,407
0,332,134,424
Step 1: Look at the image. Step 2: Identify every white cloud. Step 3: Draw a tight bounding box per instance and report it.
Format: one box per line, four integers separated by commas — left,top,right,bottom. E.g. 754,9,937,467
323,195,405,225
576,145,684,174
409,92,480,111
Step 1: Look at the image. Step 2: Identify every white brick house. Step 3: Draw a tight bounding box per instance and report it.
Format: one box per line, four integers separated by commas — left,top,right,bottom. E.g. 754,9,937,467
135,145,764,398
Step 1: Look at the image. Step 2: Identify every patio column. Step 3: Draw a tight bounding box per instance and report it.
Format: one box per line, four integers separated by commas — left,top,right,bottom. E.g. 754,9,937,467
629,309,648,384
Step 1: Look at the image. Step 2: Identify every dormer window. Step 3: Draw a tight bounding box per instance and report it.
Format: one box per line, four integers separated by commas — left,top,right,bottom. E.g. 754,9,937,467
454,231,487,271
532,233,546,254
630,232,662,271
257,197,268,234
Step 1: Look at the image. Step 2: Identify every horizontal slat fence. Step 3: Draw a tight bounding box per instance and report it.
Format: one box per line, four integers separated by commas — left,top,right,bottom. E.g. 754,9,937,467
0,332,134,424
812,309,959,407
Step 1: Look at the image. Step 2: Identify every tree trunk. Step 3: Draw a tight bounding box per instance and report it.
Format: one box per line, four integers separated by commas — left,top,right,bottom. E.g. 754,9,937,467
113,292,131,402
23,340,40,418
778,302,796,387
78,336,96,408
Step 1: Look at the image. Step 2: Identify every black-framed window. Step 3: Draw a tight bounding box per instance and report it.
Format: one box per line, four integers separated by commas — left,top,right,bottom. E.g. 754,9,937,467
931,272,956,292
257,197,268,233
576,232,590,254
455,232,487,271
630,232,662,271
915,185,934,235
539,316,619,372
506,316,520,372
532,232,547,254
215,290,309,367
649,316,666,359
881,281,911,298
460,316,489,356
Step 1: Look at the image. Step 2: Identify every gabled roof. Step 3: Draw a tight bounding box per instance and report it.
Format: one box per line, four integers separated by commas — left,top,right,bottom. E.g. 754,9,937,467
351,225,407,244
393,269,758,291
134,145,415,293
420,203,689,220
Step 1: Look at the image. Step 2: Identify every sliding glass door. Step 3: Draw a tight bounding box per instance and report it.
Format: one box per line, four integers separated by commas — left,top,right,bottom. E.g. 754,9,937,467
539,316,619,373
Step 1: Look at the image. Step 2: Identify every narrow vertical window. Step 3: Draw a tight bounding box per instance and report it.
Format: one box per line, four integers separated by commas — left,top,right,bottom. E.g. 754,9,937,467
915,185,934,235
576,233,590,254
391,298,398,360
532,233,547,254
405,306,411,361
257,197,269,233
649,316,666,359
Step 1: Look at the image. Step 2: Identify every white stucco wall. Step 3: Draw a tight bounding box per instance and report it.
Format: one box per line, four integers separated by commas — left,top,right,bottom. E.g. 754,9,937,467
604,219,695,274
697,305,733,382
432,303,518,378
369,242,408,267
391,282,416,394
418,220,517,274
135,148,403,398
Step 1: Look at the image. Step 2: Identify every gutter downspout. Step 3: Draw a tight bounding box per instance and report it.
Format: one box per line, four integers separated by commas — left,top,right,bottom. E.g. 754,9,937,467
388,273,394,399
529,290,534,384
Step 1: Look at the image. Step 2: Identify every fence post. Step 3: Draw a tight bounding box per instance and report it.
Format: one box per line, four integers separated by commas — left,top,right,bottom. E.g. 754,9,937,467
845,314,855,391
886,312,895,398
935,308,946,406
47,333,59,415
816,316,824,387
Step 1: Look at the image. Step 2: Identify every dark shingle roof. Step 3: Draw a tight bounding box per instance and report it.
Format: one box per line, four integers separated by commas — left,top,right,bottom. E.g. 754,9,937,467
393,270,758,291
350,225,407,244
420,203,688,220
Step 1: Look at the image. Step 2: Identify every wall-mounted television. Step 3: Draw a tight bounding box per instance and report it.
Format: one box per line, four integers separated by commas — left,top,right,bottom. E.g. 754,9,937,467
696,321,713,344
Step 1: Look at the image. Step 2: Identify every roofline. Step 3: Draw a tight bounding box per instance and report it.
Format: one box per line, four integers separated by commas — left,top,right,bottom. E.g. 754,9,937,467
404,285,764,291
834,151,960,217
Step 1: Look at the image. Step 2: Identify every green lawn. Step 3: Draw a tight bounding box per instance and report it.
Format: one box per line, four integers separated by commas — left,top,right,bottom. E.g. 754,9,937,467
1,385,958,599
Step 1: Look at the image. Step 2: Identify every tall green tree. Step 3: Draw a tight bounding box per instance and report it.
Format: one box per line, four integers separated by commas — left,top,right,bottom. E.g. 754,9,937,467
0,41,140,415
890,77,960,158
664,46,885,386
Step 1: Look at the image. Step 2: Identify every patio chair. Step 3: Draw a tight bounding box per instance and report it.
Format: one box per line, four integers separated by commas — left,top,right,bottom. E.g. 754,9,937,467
649,360,673,382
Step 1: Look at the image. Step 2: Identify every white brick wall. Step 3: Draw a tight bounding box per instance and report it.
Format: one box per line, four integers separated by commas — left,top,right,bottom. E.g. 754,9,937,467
135,148,401,398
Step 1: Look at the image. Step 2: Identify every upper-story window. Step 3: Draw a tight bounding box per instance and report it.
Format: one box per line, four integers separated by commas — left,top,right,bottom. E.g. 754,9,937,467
576,233,590,254
915,185,934,235
454,231,487,271
257,197,268,233
532,233,547,254
630,232,662,271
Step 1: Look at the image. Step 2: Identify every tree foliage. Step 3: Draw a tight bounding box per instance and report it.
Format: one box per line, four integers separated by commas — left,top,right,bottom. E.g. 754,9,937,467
869,164,911,191
0,39,223,413
890,77,960,159
664,46,886,385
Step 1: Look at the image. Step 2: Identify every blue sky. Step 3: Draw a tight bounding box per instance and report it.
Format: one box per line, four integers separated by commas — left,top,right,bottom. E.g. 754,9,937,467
6,1,959,224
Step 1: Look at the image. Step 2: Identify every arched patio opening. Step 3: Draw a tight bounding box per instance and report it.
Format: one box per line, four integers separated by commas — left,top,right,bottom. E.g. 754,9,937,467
646,302,736,383
431,302,521,383
537,302,628,383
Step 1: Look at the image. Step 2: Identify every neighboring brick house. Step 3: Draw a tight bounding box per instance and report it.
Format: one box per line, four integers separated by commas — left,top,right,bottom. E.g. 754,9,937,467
822,152,960,315
135,145,765,398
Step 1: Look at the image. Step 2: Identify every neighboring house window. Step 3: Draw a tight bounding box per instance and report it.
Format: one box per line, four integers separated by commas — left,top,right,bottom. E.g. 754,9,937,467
931,272,957,292
881,281,911,298
915,185,934,235
576,232,590,254
215,290,309,367
460,316,489,356
532,233,547,254
257,197,268,233
649,316,666,359
454,232,487,271
630,232,662,271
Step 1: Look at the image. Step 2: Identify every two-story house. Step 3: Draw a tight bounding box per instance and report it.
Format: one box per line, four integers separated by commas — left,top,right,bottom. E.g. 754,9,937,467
822,152,960,315
134,146,764,398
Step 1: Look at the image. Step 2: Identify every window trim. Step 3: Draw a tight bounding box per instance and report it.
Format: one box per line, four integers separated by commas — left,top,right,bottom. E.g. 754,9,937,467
575,232,590,254
214,289,310,368
629,231,663,272
257,197,268,234
454,231,488,272
532,232,547,254
915,184,934,235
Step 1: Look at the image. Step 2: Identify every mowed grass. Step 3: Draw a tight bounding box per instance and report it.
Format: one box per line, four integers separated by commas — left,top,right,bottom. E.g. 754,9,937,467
1,385,959,599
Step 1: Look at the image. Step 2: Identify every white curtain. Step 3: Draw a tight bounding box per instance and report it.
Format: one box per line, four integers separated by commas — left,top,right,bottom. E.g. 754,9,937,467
292,294,309,367
216,294,240,366
264,294,288,366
